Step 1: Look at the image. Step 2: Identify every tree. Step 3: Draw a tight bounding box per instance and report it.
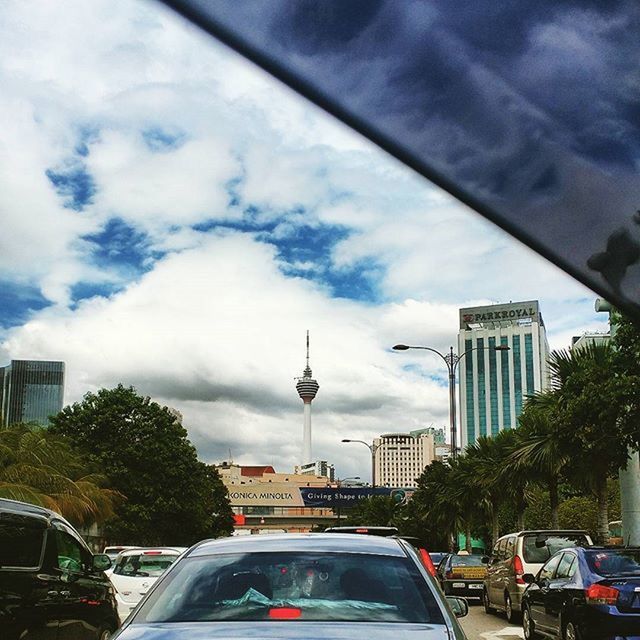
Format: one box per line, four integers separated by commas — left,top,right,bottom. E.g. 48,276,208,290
50,385,233,545
537,345,630,543
0,422,120,526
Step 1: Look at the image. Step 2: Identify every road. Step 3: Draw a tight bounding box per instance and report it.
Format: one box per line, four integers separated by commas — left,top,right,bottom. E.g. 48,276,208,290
459,603,524,639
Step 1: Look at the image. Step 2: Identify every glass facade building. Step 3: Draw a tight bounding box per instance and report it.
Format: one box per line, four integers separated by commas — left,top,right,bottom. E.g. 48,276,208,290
0,360,65,427
458,301,549,450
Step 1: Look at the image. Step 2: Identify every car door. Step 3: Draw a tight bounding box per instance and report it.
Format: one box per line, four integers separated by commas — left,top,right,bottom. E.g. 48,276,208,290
489,539,506,605
545,552,577,637
52,522,105,640
0,512,59,640
529,553,562,634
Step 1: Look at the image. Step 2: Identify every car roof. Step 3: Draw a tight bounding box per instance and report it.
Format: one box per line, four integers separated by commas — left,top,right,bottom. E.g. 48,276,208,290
499,530,590,539
0,498,73,528
188,533,407,557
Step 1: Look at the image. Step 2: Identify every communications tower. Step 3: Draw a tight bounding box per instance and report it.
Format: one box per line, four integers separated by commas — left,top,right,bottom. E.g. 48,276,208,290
296,331,319,465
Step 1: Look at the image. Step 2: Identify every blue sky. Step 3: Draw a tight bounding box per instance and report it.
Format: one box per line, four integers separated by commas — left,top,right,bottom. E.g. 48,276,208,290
0,0,609,477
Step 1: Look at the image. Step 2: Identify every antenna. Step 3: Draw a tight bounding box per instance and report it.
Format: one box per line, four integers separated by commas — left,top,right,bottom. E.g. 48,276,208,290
306,329,310,369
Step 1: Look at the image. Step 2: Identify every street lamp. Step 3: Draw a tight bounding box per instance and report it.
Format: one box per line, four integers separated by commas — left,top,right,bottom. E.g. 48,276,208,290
341,439,379,487
392,343,510,460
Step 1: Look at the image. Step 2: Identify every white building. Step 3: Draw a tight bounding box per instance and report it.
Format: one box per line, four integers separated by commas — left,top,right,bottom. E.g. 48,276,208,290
374,430,436,488
458,300,550,450
295,460,335,481
571,332,610,351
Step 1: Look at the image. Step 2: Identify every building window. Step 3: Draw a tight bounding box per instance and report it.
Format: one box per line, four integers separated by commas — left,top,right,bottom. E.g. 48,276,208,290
488,337,499,436
465,339,475,445
513,335,522,417
524,333,534,394
501,336,511,428
477,338,487,438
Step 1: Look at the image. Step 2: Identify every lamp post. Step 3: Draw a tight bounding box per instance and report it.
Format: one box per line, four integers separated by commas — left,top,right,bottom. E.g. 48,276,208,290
392,343,509,460
341,439,380,487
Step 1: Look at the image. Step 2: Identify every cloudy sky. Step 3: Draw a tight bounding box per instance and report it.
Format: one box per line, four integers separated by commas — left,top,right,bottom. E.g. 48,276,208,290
0,0,609,480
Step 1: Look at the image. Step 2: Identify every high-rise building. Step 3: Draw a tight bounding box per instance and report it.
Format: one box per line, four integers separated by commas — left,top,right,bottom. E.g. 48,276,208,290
296,460,335,481
374,431,436,488
458,301,549,449
295,331,319,466
0,360,65,427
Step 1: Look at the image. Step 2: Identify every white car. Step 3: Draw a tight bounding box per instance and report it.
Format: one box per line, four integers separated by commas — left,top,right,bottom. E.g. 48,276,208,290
104,545,140,566
109,547,186,622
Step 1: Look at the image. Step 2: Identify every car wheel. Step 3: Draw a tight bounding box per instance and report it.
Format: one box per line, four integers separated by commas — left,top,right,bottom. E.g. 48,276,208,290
483,588,495,614
505,593,520,623
97,628,113,640
522,605,540,640
564,621,582,640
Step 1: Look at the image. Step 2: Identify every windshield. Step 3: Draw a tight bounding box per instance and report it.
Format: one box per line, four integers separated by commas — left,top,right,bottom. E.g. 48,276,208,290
113,553,179,577
450,555,484,567
586,550,640,576
133,552,444,624
522,534,590,564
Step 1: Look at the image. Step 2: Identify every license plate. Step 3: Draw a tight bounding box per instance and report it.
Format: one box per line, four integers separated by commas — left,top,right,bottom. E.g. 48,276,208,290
452,582,465,588
469,583,483,589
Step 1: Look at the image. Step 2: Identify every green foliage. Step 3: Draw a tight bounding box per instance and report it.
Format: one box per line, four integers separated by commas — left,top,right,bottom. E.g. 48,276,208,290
0,422,121,526
49,385,233,545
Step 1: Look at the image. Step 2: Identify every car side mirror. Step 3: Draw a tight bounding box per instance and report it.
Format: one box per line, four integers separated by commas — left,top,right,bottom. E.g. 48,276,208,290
446,596,469,618
92,554,112,572
481,556,490,564
523,573,536,584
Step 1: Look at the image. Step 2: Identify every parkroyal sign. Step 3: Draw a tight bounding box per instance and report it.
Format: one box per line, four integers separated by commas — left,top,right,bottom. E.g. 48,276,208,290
460,301,539,329
227,483,414,508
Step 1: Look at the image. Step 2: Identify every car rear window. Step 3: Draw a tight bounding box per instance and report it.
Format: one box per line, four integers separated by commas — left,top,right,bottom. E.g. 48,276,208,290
450,555,485,567
586,549,640,576
522,534,589,564
134,552,445,624
0,517,45,569
114,553,179,577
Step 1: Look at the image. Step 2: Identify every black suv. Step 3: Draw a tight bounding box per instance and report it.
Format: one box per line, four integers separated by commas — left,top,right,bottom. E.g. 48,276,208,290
0,498,119,640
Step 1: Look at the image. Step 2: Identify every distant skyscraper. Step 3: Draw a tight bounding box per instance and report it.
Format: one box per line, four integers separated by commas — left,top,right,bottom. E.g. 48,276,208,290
295,331,319,466
458,301,549,449
374,431,436,488
0,360,65,427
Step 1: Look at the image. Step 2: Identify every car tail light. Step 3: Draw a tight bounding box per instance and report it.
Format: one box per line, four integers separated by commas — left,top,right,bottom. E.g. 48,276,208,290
513,555,525,585
143,551,163,555
269,607,302,619
585,583,619,605
355,528,369,533
419,549,437,576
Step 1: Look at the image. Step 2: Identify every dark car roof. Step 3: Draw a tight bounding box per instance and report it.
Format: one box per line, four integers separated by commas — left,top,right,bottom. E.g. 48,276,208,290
0,498,71,527
189,533,407,557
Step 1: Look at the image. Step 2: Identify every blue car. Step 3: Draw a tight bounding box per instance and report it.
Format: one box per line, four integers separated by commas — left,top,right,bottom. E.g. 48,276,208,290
111,533,469,639
521,546,640,640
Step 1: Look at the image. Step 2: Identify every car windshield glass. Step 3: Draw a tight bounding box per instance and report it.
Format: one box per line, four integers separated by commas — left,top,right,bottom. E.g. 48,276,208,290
450,555,484,567
586,550,640,576
114,553,178,577
133,552,445,623
523,535,589,564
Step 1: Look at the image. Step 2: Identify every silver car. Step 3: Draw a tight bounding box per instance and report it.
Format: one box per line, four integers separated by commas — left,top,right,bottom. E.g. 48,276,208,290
482,529,592,623
112,533,469,639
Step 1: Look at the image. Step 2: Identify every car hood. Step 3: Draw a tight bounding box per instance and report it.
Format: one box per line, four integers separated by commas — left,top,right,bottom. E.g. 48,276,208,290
113,621,452,640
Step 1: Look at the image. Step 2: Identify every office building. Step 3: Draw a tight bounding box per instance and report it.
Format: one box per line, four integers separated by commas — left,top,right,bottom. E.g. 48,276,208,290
0,360,65,427
571,332,610,351
458,301,549,449
296,460,335,481
373,430,436,488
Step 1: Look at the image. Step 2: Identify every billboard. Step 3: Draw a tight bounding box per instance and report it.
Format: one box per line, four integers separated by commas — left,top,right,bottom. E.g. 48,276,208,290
226,483,413,508
459,300,540,329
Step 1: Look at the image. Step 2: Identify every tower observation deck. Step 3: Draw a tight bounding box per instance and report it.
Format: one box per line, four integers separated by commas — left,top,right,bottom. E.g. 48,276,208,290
296,331,319,465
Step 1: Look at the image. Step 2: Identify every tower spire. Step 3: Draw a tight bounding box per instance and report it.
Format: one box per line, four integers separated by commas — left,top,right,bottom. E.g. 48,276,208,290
296,330,319,466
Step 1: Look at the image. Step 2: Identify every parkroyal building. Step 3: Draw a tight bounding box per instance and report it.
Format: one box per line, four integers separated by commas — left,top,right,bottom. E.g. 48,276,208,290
458,301,550,450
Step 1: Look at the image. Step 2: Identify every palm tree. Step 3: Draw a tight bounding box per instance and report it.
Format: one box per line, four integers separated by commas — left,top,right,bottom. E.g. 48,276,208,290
509,400,566,528
0,423,121,526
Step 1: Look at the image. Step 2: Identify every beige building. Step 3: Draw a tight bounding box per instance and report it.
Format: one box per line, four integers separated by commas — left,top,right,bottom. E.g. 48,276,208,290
374,430,436,488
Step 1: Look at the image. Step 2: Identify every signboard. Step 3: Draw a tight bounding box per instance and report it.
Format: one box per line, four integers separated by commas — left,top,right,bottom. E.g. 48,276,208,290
460,300,540,329
227,483,413,509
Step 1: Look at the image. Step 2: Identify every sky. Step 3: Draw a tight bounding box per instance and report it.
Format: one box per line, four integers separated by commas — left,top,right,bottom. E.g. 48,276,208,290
0,0,609,480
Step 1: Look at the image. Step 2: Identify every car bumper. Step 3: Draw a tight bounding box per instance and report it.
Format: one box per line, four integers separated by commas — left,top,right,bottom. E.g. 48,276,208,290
115,593,141,623
575,606,640,639
442,580,485,599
